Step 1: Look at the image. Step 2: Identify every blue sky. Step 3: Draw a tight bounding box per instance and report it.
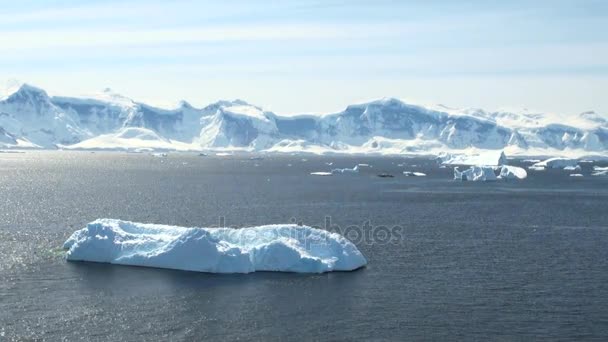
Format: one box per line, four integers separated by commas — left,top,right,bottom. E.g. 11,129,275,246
1,0,607,115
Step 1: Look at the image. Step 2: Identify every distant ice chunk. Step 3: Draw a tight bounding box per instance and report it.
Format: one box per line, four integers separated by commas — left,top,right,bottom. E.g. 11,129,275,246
454,166,497,181
310,172,332,176
438,150,507,166
570,174,584,177
403,171,426,177
563,165,582,171
499,165,527,179
152,152,167,158
532,157,578,169
528,165,546,171
592,170,608,176
331,165,359,174
593,166,608,171
64,219,367,273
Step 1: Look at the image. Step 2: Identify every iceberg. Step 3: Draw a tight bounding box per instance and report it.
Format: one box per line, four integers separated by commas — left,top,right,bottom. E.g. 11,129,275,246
563,165,582,171
532,157,578,169
593,166,608,171
498,165,527,180
570,174,584,177
63,219,367,273
454,166,497,181
438,151,507,166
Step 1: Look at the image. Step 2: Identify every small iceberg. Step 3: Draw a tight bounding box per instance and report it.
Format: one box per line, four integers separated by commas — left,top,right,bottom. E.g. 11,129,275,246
593,166,608,172
63,219,367,273
498,165,527,180
310,172,333,176
454,166,497,181
403,171,426,177
331,165,359,174
563,165,582,171
152,152,168,158
532,157,578,169
570,173,584,177
528,165,546,171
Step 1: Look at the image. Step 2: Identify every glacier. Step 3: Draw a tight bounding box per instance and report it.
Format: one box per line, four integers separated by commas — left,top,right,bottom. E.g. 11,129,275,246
63,219,367,273
1,81,608,158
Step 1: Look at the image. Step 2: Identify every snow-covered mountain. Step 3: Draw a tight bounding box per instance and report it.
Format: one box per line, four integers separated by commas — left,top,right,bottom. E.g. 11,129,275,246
0,81,606,156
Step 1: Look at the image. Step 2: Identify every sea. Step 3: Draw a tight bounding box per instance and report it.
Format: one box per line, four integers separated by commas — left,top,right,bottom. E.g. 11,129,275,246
1,151,607,341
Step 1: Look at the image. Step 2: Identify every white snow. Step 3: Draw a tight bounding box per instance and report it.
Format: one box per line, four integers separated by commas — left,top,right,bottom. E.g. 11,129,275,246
498,165,527,179
532,157,579,169
64,219,367,273
453,166,497,181
64,127,196,152
593,166,608,171
563,165,582,171
438,150,507,166
592,170,608,176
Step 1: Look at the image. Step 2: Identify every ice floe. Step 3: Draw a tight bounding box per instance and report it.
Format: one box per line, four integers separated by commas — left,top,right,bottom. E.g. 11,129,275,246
310,172,333,176
331,165,359,174
403,171,426,177
64,219,367,273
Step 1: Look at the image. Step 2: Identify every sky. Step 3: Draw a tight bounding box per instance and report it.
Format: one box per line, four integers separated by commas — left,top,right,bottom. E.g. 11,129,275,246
0,0,607,116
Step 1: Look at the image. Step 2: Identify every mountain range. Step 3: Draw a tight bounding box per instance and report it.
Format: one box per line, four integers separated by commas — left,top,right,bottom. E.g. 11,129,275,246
1,81,606,156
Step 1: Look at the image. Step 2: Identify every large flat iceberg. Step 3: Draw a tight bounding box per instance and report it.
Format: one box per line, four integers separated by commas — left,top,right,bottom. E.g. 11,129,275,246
63,219,367,273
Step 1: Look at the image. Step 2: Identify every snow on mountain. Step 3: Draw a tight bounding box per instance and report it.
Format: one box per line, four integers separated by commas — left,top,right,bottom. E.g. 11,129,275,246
1,81,607,157
198,102,280,149
0,83,88,147
64,127,196,151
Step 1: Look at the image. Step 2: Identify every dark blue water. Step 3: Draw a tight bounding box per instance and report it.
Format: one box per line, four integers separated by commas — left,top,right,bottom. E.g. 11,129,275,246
1,151,608,341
